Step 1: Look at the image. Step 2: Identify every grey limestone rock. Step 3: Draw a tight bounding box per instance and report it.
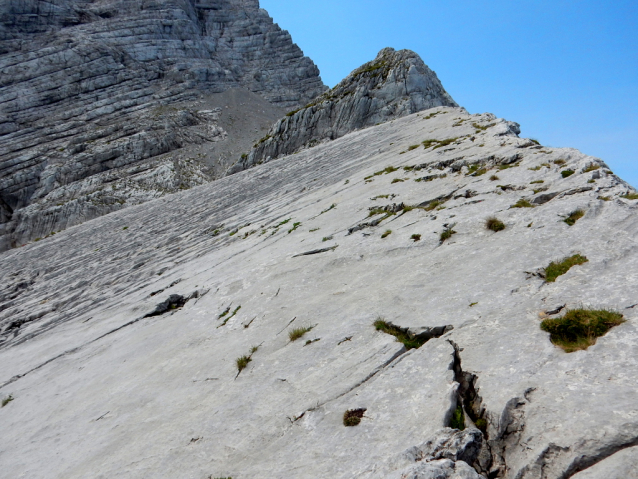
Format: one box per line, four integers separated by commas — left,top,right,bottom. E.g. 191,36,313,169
0,0,326,250
231,47,458,173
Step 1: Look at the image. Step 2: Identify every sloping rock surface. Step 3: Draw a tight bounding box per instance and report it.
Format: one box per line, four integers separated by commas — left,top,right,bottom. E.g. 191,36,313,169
231,47,458,173
0,0,325,250
1,108,637,478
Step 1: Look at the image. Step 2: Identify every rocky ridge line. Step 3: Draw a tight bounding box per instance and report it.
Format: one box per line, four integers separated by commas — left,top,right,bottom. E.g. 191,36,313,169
230,47,458,173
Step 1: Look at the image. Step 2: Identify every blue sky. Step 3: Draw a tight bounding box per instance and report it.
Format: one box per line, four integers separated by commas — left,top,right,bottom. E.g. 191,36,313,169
261,0,638,187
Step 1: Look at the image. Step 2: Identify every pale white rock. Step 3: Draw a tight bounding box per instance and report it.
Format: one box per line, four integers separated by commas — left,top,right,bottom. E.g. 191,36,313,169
0,108,637,478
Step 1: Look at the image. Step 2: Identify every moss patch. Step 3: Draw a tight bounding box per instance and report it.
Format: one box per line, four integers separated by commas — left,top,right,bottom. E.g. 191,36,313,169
541,309,624,352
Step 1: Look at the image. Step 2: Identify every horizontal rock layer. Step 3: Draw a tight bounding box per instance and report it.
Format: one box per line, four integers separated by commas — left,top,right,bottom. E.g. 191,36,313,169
1,108,637,478
0,0,326,250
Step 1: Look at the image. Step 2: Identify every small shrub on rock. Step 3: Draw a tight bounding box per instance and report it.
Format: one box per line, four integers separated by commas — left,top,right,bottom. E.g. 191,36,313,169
561,169,575,178
440,224,456,243
541,309,624,352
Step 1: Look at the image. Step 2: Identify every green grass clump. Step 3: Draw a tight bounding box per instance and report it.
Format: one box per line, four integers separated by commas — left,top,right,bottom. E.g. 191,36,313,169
374,319,428,350
391,178,404,183
440,224,457,243
544,254,588,282
407,144,419,151
289,326,314,342
410,234,421,242
1,395,14,407
564,209,585,226
621,193,638,200
475,418,487,432
489,174,499,181
288,222,301,233
561,169,575,178
530,180,544,184
553,159,566,165
541,309,624,352
236,355,252,373
373,166,398,176
528,165,542,171
485,217,505,232
511,199,534,208
432,137,460,150
423,200,442,211
583,164,600,172
421,139,439,149
381,230,392,238
343,408,366,427
450,405,465,430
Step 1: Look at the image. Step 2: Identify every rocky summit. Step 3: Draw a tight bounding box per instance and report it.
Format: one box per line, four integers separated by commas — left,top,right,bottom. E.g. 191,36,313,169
0,0,326,251
1,99,638,478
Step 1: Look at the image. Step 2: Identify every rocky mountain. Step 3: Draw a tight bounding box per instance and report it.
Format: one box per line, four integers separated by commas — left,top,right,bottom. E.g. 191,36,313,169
231,47,458,173
1,102,637,478
0,0,326,251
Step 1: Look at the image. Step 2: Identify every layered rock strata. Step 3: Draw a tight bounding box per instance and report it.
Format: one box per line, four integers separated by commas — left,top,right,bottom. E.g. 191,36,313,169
0,0,326,250
231,47,458,173
1,107,637,478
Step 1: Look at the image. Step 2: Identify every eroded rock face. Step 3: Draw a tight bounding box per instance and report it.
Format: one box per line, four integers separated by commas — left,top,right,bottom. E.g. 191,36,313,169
1,108,637,478
0,0,326,250
231,47,458,173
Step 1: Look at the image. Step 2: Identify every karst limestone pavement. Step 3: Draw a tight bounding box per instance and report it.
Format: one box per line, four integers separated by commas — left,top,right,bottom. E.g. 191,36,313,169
1,105,637,478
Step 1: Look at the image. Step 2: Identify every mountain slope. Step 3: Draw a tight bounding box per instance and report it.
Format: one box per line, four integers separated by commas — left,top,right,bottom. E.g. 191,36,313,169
0,0,326,250
0,107,637,478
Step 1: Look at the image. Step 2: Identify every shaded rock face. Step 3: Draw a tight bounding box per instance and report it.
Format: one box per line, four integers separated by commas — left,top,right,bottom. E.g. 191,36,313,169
1,107,637,478
230,47,458,173
0,0,326,250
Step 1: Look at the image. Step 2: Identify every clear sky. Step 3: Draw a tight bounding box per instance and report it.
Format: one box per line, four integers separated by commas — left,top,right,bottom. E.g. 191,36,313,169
260,0,638,187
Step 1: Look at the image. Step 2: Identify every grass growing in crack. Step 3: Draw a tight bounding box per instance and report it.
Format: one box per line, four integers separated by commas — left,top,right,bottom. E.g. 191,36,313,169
440,224,457,243
423,200,442,211
544,254,588,282
289,326,313,342
322,236,333,242
381,230,392,238
373,318,428,350
236,355,251,373
511,199,534,208
561,169,575,178
288,222,301,233
1,395,14,407
450,404,465,430
564,209,584,226
541,309,624,352
497,162,520,170
475,418,487,432
485,217,505,232
622,193,638,200
583,164,600,172
343,408,366,427
219,306,241,327
320,204,337,215
410,234,421,242
407,144,419,151
530,180,544,184
391,178,405,183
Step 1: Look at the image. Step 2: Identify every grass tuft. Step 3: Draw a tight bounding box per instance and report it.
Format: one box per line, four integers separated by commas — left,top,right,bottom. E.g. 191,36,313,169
621,193,638,200
343,408,366,427
440,224,457,243
541,308,624,352
511,199,534,208
410,234,421,242
236,355,251,373
564,209,584,226
450,404,465,430
289,326,313,342
489,174,499,181
1,395,14,407
561,169,575,178
544,254,588,282
485,217,505,232
373,318,429,350
381,230,392,238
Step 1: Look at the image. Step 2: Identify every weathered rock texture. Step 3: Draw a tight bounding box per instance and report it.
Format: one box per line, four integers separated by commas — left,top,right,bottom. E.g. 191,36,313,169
1,107,637,478
0,0,326,250
231,47,458,173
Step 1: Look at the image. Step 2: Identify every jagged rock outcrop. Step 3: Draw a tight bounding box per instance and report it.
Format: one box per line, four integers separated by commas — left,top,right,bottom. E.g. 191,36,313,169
230,47,458,174
1,106,637,478
0,0,326,250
